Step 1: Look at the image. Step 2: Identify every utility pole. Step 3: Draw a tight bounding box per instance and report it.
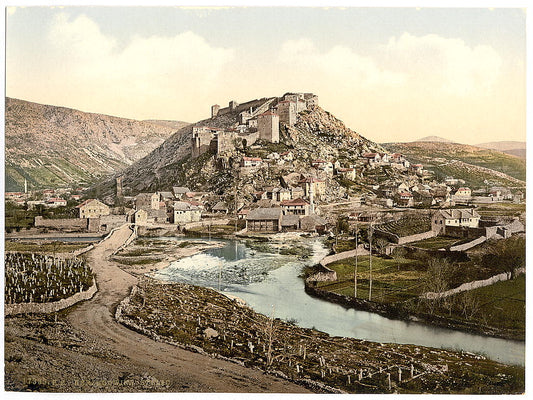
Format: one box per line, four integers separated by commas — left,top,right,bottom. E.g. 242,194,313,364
368,221,373,301
354,221,358,298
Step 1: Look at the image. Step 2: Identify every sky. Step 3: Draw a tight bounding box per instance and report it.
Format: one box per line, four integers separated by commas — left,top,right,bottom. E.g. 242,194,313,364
5,4,527,145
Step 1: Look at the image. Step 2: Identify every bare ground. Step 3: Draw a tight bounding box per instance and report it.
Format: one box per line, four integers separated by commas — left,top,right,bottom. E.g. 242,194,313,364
5,224,310,393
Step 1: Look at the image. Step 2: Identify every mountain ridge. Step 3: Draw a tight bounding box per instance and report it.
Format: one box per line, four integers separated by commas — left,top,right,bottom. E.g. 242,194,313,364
5,97,189,191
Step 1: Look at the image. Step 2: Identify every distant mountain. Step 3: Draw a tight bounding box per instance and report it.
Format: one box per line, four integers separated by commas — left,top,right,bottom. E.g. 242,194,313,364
143,120,190,130
414,136,454,143
383,141,526,188
5,98,189,191
475,141,526,160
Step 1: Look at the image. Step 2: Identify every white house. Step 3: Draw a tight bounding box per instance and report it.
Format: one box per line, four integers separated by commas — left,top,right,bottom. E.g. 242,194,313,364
173,201,202,224
431,208,480,235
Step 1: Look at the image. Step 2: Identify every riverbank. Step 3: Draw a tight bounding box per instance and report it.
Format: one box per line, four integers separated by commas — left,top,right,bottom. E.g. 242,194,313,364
116,278,524,394
304,282,524,342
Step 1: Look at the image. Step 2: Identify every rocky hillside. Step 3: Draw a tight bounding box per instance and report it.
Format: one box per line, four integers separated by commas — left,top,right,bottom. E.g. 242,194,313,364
90,99,385,203
5,98,189,191
384,141,526,188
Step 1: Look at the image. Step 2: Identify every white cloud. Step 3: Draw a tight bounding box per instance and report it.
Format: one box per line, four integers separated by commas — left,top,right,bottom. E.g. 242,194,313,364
39,13,235,119
384,32,502,96
279,38,406,89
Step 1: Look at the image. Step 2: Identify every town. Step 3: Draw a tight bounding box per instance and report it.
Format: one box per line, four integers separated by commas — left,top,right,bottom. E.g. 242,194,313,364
5,92,526,395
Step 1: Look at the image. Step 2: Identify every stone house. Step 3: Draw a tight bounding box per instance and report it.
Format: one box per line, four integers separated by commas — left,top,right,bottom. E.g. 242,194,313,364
431,209,480,235
299,176,326,198
47,198,67,207
395,191,414,207
281,214,300,231
172,186,190,199
127,209,147,225
300,214,327,233
173,201,202,224
237,209,249,220
77,199,110,219
336,167,356,181
362,152,381,165
212,201,229,214
135,193,160,210
280,198,310,215
246,208,283,232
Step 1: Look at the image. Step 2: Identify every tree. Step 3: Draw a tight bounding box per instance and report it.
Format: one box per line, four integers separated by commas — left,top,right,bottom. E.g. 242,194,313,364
482,236,525,279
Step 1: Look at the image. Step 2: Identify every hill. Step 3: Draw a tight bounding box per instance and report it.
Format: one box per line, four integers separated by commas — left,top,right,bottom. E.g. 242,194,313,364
90,94,386,203
4,98,189,191
414,136,454,143
383,141,526,188
475,141,526,160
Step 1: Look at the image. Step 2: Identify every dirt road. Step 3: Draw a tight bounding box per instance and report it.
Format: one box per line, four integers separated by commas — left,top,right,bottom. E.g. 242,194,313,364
66,224,310,393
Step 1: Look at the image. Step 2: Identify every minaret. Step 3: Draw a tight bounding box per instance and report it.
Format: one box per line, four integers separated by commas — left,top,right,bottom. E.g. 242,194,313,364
24,179,28,194
309,177,315,215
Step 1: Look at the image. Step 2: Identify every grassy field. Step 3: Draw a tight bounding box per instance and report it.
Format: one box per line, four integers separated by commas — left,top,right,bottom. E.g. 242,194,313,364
5,240,88,253
422,275,525,339
316,248,525,339
317,255,426,304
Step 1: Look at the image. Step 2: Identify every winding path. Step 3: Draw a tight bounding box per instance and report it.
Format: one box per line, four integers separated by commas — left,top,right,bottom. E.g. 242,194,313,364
67,224,309,393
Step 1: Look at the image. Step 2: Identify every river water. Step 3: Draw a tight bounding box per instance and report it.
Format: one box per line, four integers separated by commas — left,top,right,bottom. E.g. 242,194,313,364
153,236,525,366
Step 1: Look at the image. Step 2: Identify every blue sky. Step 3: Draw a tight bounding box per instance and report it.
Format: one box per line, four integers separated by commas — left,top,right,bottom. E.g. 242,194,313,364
6,5,527,144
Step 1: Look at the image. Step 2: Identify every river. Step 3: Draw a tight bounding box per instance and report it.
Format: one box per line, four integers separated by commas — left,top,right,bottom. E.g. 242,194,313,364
152,236,525,366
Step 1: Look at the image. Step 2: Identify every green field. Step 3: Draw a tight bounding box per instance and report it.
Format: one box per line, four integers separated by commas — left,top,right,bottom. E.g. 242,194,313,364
317,255,426,304
425,275,525,339
409,236,461,249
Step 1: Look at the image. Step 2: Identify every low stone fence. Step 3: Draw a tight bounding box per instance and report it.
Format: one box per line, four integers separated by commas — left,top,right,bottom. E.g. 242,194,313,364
374,229,436,245
320,247,370,267
397,230,436,245
449,236,487,252
5,281,98,316
421,267,525,300
309,247,370,283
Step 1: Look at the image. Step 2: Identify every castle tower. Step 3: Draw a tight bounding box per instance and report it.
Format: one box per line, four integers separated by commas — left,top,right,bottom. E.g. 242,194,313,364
276,100,297,126
229,100,239,112
211,104,220,118
257,111,280,143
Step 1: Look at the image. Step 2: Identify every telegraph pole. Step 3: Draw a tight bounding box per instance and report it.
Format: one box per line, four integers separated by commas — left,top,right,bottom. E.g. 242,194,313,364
354,221,358,298
368,221,373,301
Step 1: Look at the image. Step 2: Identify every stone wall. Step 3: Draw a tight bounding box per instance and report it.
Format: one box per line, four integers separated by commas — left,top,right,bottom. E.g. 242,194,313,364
320,246,370,267
374,229,436,245
34,216,100,233
5,281,98,316
449,236,487,252
397,230,437,245
421,267,525,300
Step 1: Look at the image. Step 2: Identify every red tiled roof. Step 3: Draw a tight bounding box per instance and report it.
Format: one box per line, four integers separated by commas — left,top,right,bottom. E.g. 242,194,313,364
363,153,378,158
76,199,95,208
280,198,309,206
243,156,262,162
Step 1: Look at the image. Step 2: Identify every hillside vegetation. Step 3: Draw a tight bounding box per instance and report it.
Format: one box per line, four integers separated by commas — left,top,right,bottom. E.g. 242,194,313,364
5,98,188,191
384,142,526,187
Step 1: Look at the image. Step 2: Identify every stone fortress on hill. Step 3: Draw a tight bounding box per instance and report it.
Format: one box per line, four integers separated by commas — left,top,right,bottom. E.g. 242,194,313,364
191,92,319,158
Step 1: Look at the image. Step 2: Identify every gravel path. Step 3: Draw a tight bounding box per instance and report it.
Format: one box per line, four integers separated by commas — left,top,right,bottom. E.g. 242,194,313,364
66,224,309,393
